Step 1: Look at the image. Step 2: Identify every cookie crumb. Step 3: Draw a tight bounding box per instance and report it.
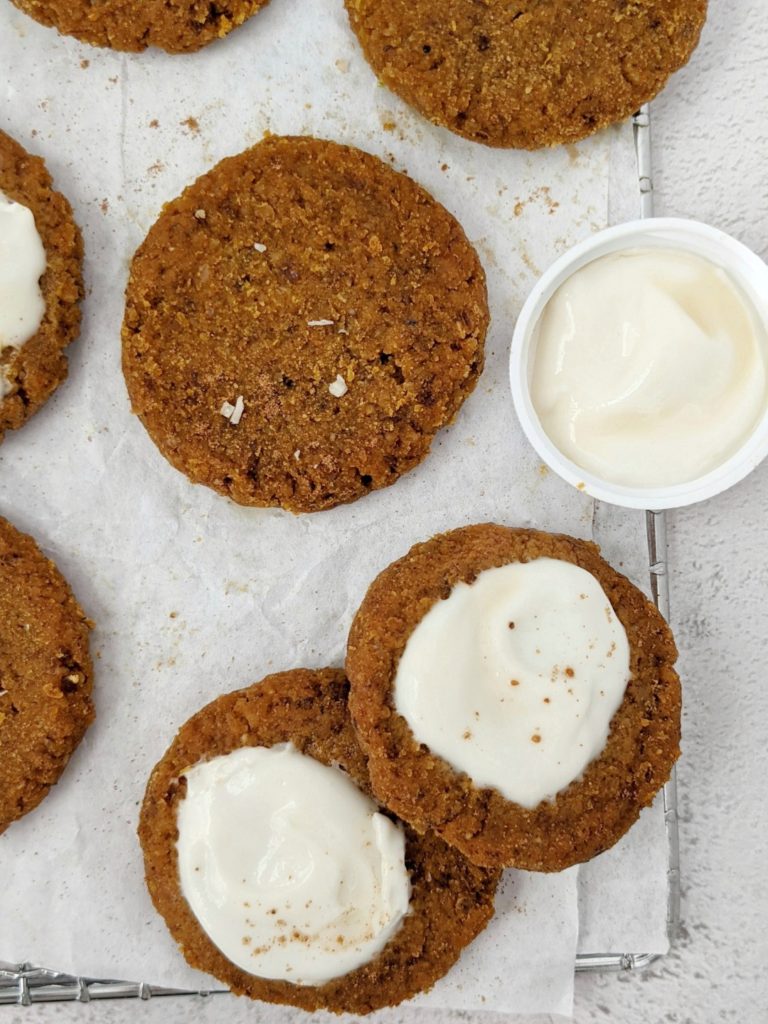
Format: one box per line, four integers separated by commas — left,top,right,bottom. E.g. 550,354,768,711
194,209,206,221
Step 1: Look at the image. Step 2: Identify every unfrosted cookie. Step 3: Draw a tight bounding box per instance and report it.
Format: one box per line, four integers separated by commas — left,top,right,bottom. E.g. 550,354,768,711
0,516,94,834
9,0,271,53
346,524,681,871
345,0,707,149
122,136,487,513
138,668,499,1014
0,130,83,444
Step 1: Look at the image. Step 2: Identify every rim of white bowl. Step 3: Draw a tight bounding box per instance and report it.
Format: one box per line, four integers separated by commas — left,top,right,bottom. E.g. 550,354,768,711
509,217,768,510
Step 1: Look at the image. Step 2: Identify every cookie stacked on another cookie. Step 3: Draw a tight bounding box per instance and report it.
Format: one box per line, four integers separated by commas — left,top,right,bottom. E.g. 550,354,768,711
138,522,681,1010
346,523,681,871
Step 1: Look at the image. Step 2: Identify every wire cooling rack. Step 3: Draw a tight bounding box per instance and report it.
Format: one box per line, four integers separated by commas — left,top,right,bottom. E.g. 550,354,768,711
0,106,680,1006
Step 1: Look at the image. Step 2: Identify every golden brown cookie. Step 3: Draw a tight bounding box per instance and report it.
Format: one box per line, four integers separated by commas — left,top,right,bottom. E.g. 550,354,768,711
122,135,488,514
346,524,681,871
8,0,271,53
139,668,499,1014
0,130,83,444
345,0,707,149
0,516,94,834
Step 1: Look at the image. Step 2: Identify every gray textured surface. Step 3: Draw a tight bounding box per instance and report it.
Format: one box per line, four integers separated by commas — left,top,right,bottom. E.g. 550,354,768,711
577,0,768,1019
6,0,768,1020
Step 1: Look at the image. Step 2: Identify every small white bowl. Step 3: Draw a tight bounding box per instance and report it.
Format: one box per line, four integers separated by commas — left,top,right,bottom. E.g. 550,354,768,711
509,217,768,510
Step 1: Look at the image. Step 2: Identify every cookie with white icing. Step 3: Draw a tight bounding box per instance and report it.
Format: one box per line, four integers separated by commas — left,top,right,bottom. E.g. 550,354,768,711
0,130,83,444
139,668,499,1014
347,524,681,871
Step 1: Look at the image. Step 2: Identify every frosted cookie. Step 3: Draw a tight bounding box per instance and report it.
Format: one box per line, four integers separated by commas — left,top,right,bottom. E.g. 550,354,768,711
346,524,681,871
9,0,271,53
0,130,83,443
138,668,499,1013
0,516,94,834
122,135,488,514
345,0,707,149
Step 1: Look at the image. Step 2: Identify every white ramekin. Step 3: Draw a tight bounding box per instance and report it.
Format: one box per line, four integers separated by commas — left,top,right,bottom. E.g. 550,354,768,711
509,217,768,510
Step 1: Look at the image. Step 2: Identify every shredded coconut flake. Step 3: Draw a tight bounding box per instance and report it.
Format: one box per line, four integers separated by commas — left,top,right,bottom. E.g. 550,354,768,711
194,209,206,220
293,449,301,460
329,375,348,398
220,396,245,424
254,242,267,253
230,395,245,425
307,319,334,327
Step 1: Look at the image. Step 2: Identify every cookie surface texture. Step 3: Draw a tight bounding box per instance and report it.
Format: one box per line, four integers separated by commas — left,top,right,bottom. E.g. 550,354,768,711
138,668,499,1014
0,516,94,834
345,0,707,148
0,130,83,443
122,135,488,513
346,523,681,871
9,0,271,53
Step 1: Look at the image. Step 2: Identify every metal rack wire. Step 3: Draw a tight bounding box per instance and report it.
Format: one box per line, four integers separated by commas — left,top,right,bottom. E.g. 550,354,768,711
576,105,680,974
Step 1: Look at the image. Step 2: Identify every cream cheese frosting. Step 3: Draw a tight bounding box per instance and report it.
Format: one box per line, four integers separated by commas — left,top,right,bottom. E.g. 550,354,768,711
0,191,46,398
394,558,631,808
530,247,768,488
176,743,411,986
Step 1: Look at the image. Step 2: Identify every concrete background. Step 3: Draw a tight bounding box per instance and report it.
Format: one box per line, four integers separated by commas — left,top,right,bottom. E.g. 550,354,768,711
577,0,768,1020
9,0,768,1021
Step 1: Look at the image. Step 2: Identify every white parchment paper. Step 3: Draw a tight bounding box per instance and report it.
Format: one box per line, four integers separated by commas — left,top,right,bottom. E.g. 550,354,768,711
0,0,670,1016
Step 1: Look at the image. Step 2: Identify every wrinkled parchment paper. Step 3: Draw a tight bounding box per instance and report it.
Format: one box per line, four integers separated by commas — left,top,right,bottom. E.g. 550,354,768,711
0,0,670,1016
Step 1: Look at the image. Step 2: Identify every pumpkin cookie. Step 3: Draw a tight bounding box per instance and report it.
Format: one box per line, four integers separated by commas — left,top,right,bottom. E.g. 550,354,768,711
0,130,83,444
139,668,499,1014
122,135,488,514
346,524,681,871
8,0,271,53
0,516,94,834
345,0,707,148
